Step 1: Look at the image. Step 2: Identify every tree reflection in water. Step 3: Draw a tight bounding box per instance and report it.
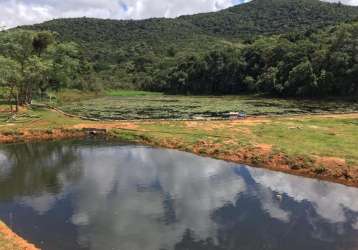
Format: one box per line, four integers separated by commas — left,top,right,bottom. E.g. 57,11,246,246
0,142,82,201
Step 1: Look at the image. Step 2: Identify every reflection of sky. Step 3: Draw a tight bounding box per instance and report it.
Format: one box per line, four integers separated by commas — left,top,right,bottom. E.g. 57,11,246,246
70,147,246,249
0,152,11,177
2,144,358,250
250,169,358,224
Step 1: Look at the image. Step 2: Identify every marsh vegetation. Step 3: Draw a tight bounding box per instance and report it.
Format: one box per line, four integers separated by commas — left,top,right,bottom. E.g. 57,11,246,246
57,92,358,120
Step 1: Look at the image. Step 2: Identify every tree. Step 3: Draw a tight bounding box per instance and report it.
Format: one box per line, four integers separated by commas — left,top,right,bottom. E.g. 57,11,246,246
286,60,318,97
23,56,52,101
32,31,55,57
258,67,279,93
0,30,34,71
0,30,81,108
205,51,226,94
244,76,257,92
0,56,22,112
46,42,80,90
0,30,41,105
317,70,334,96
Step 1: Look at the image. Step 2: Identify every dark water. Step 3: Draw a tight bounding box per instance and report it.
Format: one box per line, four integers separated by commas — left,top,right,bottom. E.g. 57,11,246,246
0,141,358,250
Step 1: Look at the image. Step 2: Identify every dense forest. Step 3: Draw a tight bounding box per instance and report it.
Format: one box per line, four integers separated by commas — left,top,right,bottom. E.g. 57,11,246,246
0,0,357,103
158,21,358,97
182,0,358,37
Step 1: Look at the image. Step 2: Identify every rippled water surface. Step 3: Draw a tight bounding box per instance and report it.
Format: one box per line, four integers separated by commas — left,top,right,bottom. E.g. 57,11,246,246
0,141,358,250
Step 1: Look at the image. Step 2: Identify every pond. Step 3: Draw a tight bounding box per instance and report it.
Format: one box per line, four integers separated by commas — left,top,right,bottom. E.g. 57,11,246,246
0,141,357,250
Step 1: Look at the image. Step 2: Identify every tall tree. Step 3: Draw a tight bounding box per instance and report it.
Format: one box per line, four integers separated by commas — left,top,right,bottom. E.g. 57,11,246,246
0,56,22,112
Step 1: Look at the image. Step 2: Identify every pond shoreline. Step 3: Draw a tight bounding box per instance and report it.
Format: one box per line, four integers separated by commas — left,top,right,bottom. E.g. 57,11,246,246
138,137,358,189
0,221,39,250
0,113,358,249
0,114,358,188
2,139,358,249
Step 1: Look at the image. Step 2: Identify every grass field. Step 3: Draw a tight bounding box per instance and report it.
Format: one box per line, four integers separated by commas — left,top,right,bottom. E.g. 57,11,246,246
57,93,358,120
108,114,358,165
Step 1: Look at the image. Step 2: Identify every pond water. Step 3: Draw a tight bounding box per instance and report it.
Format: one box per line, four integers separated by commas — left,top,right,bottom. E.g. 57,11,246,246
0,141,358,250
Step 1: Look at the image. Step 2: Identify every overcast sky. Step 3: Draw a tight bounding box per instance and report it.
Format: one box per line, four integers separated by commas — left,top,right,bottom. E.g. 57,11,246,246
0,0,357,29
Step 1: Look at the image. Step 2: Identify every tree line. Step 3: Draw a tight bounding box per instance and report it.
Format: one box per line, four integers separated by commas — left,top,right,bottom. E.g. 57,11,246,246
146,22,358,98
1,21,357,113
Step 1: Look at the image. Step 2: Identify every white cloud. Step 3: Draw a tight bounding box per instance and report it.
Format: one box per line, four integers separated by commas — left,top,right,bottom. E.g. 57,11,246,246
249,168,358,224
1,0,356,29
8,144,358,249
64,147,247,250
324,0,358,4
19,193,58,215
0,0,235,28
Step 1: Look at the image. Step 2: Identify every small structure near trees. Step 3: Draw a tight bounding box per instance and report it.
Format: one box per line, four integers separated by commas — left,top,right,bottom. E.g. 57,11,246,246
228,112,247,120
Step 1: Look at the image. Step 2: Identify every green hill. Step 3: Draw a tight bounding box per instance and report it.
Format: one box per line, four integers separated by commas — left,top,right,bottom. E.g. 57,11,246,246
182,0,358,38
16,0,358,96
22,0,358,56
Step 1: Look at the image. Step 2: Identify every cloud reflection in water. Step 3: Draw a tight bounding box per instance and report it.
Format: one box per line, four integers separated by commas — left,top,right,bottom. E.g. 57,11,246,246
0,142,357,250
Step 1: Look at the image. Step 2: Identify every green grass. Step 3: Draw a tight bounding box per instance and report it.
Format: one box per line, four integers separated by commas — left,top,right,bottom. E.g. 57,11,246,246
42,89,102,105
0,107,85,131
251,117,358,165
104,113,358,169
58,94,358,120
106,114,358,168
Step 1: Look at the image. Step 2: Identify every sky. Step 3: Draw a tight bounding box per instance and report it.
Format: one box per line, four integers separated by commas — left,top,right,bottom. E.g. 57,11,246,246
0,0,357,29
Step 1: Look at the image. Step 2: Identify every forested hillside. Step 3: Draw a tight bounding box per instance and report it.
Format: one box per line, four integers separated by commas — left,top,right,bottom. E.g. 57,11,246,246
24,0,358,57
161,22,358,97
4,0,358,98
182,0,358,38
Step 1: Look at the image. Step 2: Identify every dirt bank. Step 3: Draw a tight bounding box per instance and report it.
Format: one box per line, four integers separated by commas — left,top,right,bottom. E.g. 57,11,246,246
0,128,87,144
0,221,40,250
139,135,358,188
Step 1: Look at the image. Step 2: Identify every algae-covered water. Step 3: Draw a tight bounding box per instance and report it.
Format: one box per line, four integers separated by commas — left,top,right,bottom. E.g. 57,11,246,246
0,141,357,250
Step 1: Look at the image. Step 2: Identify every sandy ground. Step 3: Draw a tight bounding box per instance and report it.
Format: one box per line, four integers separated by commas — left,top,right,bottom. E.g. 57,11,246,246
0,221,39,250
